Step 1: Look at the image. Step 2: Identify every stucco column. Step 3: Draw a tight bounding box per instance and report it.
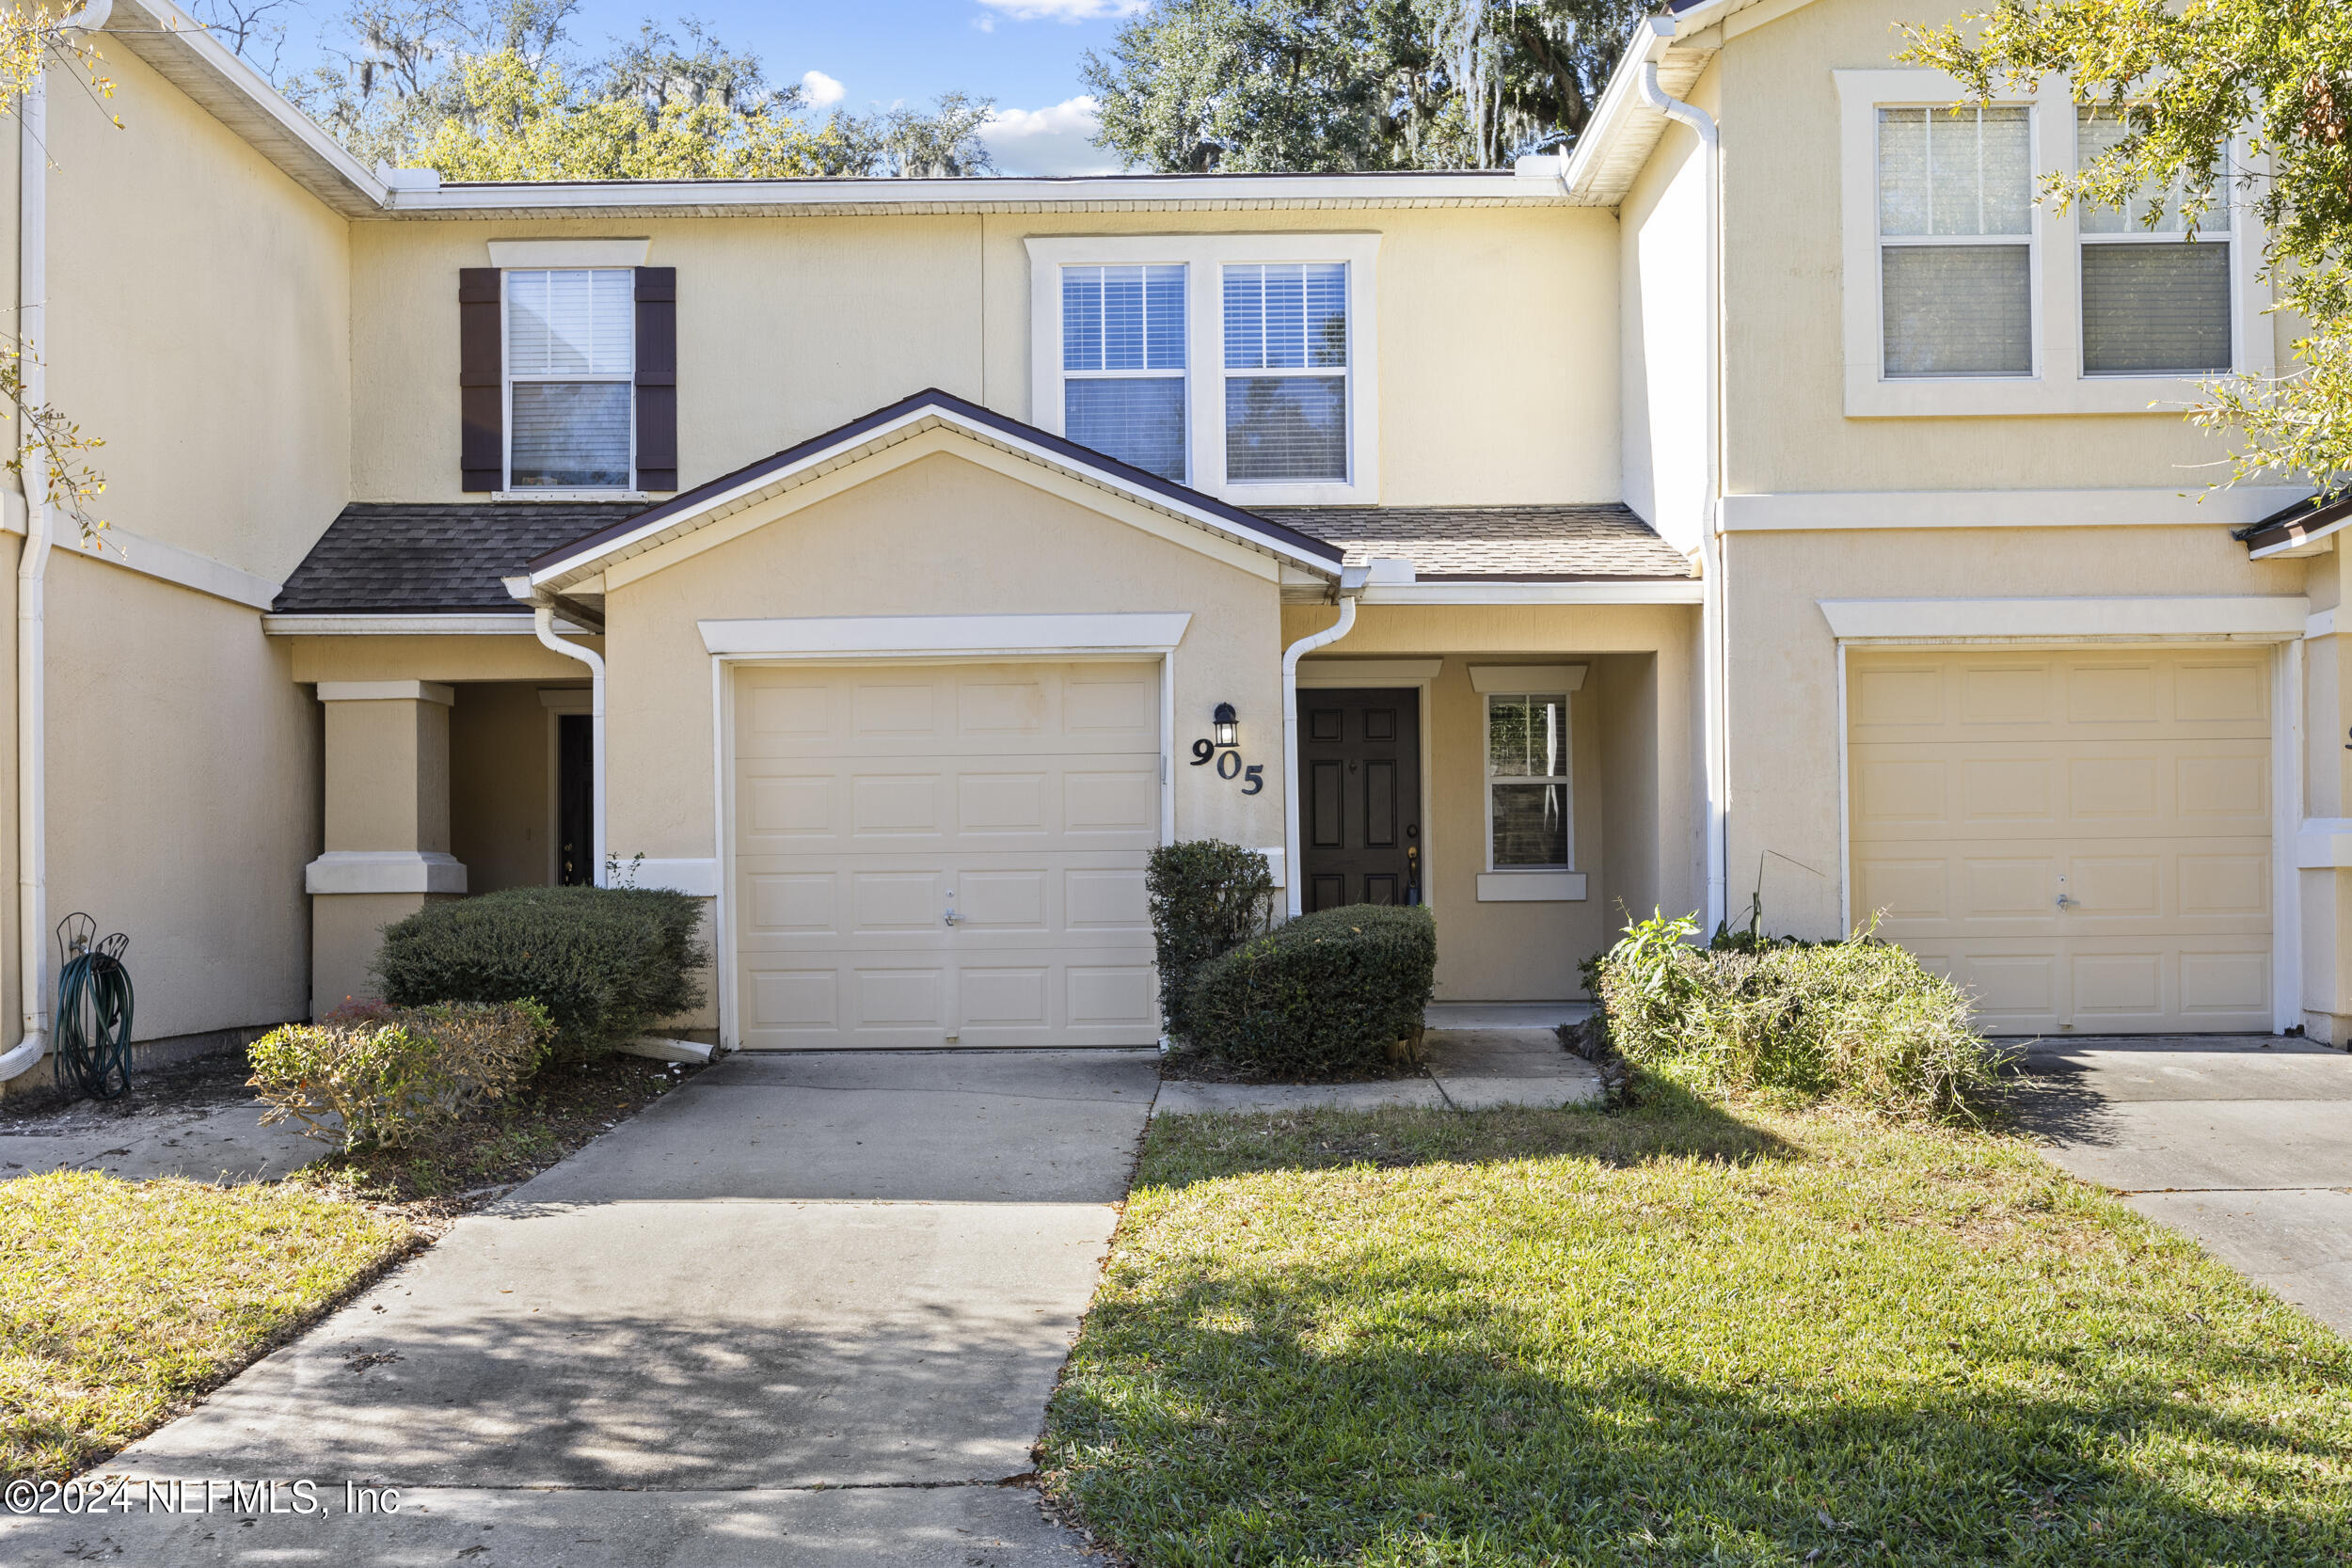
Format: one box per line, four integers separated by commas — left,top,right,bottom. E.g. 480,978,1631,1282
304,681,466,1020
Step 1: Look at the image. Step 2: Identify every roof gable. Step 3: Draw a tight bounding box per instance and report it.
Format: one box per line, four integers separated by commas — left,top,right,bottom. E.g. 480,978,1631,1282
522,389,1347,595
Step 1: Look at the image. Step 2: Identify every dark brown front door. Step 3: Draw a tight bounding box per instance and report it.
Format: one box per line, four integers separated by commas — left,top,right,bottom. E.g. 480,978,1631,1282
1296,688,1422,911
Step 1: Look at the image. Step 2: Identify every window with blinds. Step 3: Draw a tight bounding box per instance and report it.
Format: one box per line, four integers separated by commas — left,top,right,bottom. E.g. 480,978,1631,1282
1223,261,1348,483
1061,264,1186,483
2076,110,2232,376
506,268,634,489
1877,106,2034,378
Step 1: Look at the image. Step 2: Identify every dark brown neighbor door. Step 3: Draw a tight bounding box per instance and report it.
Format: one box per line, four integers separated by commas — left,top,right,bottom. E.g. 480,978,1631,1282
1295,688,1422,911
556,713,594,886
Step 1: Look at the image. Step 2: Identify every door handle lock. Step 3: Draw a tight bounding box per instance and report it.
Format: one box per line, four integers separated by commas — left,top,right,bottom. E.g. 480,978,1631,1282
944,890,960,927
2055,894,2076,909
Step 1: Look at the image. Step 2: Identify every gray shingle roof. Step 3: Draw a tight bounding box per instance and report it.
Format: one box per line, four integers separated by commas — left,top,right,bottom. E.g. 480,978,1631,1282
271,498,1692,614
1261,504,1692,580
270,502,643,614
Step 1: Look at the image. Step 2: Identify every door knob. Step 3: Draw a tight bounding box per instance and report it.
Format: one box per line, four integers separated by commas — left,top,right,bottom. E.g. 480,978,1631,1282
944,890,960,927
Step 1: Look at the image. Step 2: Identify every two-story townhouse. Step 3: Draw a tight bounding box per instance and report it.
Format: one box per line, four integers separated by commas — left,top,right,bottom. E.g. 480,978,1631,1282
0,0,2333,1092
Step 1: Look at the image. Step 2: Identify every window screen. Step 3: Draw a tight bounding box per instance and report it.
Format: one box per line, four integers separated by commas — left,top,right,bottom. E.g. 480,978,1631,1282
506,269,633,490
1877,106,2034,378
1486,693,1570,870
2076,110,2231,376
1223,262,1348,483
1062,263,1186,482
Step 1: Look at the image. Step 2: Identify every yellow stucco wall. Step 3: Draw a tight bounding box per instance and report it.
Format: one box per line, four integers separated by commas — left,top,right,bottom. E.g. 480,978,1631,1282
47,554,320,1039
49,47,351,582
347,207,1619,509
1724,526,2308,942
1710,0,2245,496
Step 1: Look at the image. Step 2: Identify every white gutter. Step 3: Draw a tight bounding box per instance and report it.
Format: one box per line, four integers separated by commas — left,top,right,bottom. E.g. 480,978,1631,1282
528,602,607,888
1636,61,1729,937
1279,565,1368,919
2,0,111,1083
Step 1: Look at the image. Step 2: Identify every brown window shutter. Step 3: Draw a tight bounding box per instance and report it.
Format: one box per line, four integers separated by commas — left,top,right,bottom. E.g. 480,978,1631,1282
635,267,677,492
458,268,503,493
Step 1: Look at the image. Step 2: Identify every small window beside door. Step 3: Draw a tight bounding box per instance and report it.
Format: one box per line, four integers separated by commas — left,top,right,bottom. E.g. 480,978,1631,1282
1486,692,1572,870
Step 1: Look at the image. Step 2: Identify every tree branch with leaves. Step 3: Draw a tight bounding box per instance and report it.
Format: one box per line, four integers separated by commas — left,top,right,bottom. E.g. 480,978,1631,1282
2,2,111,546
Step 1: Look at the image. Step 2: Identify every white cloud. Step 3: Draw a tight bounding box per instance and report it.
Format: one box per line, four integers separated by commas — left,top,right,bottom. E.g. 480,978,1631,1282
800,69,845,107
971,12,995,28
981,96,1123,178
976,0,1146,23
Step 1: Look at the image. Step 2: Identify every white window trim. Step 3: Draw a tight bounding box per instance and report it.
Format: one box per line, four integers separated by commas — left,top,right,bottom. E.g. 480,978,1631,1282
1026,233,1382,506
1482,689,1576,877
1836,69,2270,418
502,267,638,495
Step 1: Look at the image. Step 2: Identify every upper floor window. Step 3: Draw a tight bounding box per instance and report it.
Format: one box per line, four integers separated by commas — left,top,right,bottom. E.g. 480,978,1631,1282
507,268,634,490
2075,108,2232,377
1028,234,1381,505
1876,105,2034,378
1060,263,1187,483
1836,69,2261,419
1222,262,1350,483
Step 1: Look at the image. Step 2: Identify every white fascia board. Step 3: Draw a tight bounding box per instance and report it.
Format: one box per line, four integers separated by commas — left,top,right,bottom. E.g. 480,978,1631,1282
1355,580,1703,605
2249,515,2352,561
48,525,280,610
530,408,1345,590
699,611,1193,659
1723,486,2313,532
1819,595,2311,642
396,171,1565,217
106,0,389,214
262,613,588,636
1469,663,1589,693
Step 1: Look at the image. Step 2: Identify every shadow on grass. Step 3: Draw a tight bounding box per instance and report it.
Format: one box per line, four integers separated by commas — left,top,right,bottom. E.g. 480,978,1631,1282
1050,1246,2350,1566
1141,1071,1799,1191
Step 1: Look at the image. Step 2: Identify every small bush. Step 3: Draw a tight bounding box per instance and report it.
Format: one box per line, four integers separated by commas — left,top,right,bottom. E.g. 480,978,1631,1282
1145,841,1276,1042
248,1000,551,1149
373,886,707,1060
1590,911,2002,1122
1187,904,1437,1079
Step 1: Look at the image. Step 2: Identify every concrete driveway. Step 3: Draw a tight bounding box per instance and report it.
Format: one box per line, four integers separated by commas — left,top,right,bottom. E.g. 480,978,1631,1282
2011,1036,2352,1337
2,1049,1159,1566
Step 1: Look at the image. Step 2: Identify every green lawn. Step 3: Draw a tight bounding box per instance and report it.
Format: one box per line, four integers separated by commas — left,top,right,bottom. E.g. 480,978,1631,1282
0,1170,413,1479
1044,1087,2352,1565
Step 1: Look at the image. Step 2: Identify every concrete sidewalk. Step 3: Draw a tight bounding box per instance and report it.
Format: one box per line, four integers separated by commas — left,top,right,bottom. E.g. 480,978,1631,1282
2011,1036,2352,1338
3,1049,1158,1565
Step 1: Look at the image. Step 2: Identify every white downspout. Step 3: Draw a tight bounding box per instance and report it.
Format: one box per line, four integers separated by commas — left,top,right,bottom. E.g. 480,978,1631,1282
1279,568,1365,920
532,605,607,888
0,0,109,1082
1638,61,1728,937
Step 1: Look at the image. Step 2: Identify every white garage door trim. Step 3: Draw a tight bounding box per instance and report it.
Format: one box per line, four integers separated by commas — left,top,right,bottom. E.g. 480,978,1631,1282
708,615,1180,1051
1827,599,2305,1035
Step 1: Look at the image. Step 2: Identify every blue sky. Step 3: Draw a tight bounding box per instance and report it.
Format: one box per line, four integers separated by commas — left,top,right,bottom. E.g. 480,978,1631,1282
266,0,1141,175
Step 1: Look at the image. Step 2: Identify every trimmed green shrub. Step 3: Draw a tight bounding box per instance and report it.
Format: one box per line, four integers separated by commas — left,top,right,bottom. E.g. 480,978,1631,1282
373,886,707,1060
249,1000,551,1149
1187,904,1437,1079
1589,911,2003,1122
1145,840,1275,1042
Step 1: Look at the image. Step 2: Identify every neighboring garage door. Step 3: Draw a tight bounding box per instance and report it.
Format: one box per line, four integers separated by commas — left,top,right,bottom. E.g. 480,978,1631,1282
733,660,1162,1049
1848,646,2272,1035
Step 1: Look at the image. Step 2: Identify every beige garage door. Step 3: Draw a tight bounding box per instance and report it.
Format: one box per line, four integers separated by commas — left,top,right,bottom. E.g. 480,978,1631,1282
733,660,1162,1049
1848,646,2272,1035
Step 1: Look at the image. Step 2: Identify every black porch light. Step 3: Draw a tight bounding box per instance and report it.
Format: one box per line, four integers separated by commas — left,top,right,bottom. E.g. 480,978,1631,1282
1212,703,1240,749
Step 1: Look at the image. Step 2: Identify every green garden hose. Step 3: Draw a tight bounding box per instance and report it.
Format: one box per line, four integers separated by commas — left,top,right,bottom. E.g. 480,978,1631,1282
52,912,132,1101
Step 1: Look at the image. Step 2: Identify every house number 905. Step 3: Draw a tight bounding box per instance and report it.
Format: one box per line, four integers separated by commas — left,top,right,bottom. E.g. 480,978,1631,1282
1190,739,1263,794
